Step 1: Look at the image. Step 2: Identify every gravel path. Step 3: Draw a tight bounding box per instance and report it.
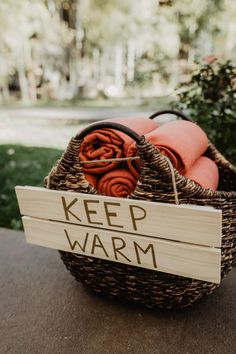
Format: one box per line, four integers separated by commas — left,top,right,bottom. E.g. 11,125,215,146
0,106,173,148
0,106,155,148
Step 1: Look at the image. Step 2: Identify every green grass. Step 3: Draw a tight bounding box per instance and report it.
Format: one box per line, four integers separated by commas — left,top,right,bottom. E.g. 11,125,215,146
0,145,63,230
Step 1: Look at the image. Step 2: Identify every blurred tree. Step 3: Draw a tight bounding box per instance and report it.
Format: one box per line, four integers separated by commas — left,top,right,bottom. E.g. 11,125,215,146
0,0,73,101
0,0,236,101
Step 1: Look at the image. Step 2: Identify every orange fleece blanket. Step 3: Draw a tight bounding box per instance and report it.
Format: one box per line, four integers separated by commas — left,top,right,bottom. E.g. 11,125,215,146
97,169,137,197
185,156,219,190
79,117,158,174
84,173,98,188
85,157,219,193
126,120,208,178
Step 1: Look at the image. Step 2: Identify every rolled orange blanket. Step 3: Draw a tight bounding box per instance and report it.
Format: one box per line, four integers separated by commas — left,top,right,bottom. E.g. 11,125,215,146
79,117,158,174
126,120,208,178
84,173,98,188
97,168,137,197
184,156,219,190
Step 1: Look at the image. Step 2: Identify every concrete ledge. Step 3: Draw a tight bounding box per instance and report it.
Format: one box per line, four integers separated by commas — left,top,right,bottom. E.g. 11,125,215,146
0,227,236,354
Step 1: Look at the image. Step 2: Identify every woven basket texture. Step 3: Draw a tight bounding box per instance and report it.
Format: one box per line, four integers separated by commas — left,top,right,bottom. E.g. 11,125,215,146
45,135,236,309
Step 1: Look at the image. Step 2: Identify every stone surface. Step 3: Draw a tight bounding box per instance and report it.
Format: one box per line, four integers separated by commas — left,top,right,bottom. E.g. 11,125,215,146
1,227,236,354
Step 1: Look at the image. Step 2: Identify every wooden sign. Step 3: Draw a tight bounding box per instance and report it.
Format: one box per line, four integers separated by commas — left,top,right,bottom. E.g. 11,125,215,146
15,186,222,283
16,186,221,247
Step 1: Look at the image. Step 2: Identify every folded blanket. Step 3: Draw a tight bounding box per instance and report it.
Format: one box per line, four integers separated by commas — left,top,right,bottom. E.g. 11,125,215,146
126,120,208,178
84,173,98,188
79,117,158,174
184,156,219,190
97,168,137,197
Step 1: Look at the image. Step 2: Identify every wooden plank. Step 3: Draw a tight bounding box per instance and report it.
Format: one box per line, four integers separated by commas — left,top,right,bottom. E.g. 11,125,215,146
22,216,221,284
16,187,221,247
16,186,222,247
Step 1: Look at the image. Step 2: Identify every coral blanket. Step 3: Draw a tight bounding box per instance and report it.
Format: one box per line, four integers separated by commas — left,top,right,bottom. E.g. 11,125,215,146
97,169,137,197
79,117,158,174
81,119,219,194
126,120,208,178
84,173,98,189
85,157,219,193
185,156,219,191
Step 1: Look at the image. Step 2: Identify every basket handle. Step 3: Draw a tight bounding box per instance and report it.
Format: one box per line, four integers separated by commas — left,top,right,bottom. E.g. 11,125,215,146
149,109,193,122
75,121,142,143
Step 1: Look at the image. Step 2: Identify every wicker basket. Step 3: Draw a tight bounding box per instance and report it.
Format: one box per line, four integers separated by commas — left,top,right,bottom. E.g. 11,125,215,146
45,110,236,309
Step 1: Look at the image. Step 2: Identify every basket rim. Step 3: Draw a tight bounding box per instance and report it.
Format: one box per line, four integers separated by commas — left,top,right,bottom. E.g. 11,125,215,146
72,136,236,201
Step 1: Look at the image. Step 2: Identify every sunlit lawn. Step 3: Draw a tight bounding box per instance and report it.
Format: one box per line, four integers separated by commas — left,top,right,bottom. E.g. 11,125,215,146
0,145,62,230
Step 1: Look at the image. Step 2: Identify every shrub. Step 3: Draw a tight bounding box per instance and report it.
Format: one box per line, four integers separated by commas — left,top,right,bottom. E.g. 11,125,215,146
172,59,236,165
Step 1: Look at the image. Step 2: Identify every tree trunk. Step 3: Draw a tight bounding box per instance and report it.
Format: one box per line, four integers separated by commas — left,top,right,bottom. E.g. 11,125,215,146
127,39,135,82
18,66,29,102
18,41,30,102
69,51,78,98
115,43,124,94
27,70,37,101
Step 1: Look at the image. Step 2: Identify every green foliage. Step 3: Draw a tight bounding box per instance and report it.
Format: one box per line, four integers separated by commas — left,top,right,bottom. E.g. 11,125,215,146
0,145,62,230
172,60,236,165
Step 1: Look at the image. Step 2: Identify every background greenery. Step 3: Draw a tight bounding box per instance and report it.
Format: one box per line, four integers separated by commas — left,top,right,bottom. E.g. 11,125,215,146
0,145,62,229
172,60,236,164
